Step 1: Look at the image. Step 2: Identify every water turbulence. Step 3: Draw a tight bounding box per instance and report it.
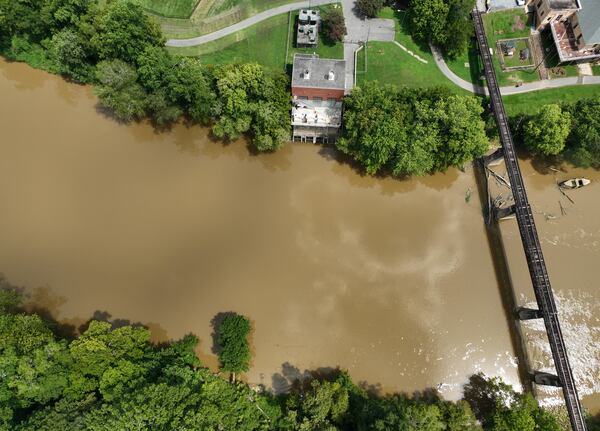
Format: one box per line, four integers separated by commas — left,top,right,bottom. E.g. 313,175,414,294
0,59,597,410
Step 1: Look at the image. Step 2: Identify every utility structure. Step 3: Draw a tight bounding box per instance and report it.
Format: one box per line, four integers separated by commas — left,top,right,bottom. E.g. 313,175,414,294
472,8,588,431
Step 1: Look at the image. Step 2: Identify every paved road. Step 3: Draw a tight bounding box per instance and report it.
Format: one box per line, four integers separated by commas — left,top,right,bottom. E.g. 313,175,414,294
165,0,339,47
430,43,600,96
166,1,600,95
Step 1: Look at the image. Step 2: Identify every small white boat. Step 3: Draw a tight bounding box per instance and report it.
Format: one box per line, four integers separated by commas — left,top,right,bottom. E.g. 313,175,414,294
559,178,591,189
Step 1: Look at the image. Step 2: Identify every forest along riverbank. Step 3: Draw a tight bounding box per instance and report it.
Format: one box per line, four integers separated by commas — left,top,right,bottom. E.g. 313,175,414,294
0,58,597,410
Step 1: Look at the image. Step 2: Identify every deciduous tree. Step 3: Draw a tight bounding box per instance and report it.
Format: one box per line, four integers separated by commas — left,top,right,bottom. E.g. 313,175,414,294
523,104,571,156
217,314,252,379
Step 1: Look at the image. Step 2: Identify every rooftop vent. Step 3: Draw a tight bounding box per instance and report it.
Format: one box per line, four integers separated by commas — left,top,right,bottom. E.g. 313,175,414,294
303,69,310,79
327,70,335,80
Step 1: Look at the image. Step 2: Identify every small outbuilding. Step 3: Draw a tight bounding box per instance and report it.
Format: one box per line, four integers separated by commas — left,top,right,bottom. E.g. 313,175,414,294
296,9,320,48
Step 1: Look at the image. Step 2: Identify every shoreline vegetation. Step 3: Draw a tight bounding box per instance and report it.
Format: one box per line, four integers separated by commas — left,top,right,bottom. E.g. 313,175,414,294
2,0,600,173
0,282,586,430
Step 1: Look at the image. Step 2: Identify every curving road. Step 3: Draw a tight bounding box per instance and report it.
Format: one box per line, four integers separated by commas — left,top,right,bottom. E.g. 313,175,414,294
165,1,600,95
165,0,339,47
430,43,600,96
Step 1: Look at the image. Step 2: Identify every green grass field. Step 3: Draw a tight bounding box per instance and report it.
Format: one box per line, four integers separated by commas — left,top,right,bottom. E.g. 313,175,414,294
503,84,600,116
358,8,466,93
445,41,485,87
139,0,200,18
149,0,301,39
168,5,343,71
168,13,288,69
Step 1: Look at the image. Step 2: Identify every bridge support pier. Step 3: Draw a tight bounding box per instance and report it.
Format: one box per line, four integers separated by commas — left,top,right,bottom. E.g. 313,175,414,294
481,148,504,166
532,371,562,387
493,204,516,221
516,307,544,320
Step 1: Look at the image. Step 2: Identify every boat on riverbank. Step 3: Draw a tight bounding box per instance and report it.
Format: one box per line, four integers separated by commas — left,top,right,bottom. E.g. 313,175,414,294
559,178,591,189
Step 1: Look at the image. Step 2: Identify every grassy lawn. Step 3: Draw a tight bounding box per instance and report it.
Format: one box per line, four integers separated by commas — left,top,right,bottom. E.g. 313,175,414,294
358,7,466,93
483,9,540,86
498,38,532,68
168,13,288,70
445,40,485,86
594,65,600,76
503,84,600,116
151,0,301,39
139,0,199,18
168,4,343,71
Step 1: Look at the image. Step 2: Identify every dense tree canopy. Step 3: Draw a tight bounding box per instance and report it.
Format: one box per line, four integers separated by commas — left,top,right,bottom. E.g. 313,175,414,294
337,82,488,177
408,0,476,58
0,0,289,152
523,104,571,156
0,284,580,431
217,313,252,377
564,97,600,168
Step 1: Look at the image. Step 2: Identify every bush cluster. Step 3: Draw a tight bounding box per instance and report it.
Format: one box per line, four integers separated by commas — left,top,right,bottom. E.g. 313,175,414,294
337,82,489,177
0,286,567,430
515,97,600,167
0,0,290,151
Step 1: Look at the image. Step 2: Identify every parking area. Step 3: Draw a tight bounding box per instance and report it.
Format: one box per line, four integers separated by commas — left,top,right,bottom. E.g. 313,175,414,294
487,0,524,11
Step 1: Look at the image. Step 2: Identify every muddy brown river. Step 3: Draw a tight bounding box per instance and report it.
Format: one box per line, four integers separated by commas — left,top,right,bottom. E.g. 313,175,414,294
0,58,598,410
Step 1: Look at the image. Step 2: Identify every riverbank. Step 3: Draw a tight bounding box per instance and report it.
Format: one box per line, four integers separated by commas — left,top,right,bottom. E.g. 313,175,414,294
2,58,599,414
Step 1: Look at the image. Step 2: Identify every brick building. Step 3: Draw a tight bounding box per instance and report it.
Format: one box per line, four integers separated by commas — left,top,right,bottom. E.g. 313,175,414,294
291,53,346,143
528,0,600,62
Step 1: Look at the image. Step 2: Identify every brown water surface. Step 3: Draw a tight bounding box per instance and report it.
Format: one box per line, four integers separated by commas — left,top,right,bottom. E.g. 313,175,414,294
0,59,597,408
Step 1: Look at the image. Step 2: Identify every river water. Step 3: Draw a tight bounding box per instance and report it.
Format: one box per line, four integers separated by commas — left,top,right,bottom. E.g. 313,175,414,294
0,58,597,410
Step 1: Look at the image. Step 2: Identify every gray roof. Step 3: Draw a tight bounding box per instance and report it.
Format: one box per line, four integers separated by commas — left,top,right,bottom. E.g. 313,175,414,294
291,54,346,90
578,0,600,45
548,0,579,9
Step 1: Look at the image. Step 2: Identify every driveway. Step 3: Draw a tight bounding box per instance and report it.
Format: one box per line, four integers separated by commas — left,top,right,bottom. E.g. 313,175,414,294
340,0,395,90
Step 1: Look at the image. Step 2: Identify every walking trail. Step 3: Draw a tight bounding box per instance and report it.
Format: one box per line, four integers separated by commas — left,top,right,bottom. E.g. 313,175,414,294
166,2,600,94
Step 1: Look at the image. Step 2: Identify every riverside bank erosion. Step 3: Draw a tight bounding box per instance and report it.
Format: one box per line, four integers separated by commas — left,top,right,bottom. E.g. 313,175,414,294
0,58,598,410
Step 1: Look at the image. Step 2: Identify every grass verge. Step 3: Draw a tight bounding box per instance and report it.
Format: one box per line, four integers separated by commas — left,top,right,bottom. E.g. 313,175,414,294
169,4,344,72
359,8,467,93
503,84,600,116
151,0,302,40
139,0,200,18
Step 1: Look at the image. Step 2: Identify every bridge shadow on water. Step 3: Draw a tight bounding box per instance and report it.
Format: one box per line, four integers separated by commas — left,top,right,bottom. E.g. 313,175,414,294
472,160,534,395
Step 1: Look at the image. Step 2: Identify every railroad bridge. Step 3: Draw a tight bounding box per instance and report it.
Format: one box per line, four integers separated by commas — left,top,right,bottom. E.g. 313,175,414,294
472,9,587,431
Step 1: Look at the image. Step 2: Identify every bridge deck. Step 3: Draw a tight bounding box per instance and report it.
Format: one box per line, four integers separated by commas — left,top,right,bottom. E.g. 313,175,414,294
472,9,587,431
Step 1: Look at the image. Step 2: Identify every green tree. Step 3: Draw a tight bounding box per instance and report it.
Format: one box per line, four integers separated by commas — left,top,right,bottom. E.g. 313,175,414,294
356,0,384,18
322,8,346,43
41,0,96,32
444,0,475,58
168,57,216,124
565,97,600,168
91,0,163,65
409,0,449,45
337,82,409,175
217,314,252,379
463,374,561,431
50,28,94,82
429,94,489,170
523,104,571,156
94,59,148,122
